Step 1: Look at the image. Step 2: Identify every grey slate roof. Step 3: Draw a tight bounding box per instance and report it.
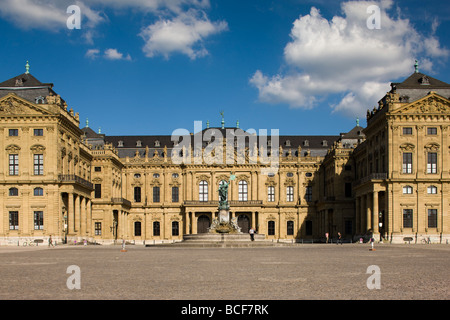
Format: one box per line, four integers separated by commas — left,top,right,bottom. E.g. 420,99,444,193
0,73,59,104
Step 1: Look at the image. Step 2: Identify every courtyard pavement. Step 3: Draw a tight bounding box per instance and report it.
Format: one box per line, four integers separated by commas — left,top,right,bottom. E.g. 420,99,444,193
0,243,448,301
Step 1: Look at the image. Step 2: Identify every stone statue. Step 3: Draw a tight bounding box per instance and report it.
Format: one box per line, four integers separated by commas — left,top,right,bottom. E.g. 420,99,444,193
218,180,229,210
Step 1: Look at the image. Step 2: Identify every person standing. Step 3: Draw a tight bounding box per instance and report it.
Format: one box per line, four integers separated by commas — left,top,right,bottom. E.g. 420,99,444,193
325,232,329,244
337,232,342,245
249,228,255,241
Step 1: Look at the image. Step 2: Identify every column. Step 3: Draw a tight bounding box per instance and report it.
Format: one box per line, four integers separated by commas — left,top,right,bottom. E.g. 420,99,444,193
68,193,74,234
191,211,196,234
74,194,80,233
355,196,361,234
366,193,372,233
80,197,86,235
360,194,366,234
251,211,256,230
185,211,190,234
373,191,379,234
86,199,92,235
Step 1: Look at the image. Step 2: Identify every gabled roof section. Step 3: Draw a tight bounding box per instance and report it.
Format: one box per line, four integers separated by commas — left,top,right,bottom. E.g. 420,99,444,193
389,91,450,115
0,93,54,116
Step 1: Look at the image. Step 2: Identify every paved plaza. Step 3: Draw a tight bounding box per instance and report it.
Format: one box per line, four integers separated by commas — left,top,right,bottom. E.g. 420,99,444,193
0,243,449,300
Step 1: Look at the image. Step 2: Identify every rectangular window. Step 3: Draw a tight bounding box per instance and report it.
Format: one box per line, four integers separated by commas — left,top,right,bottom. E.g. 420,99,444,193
95,222,102,235
427,186,437,194
268,221,275,235
286,221,294,235
34,187,44,196
153,186,160,203
402,127,412,135
402,152,412,174
153,222,160,236
403,186,413,194
267,186,275,202
428,209,437,228
238,181,248,201
9,129,18,136
134,186,141,202
34,129,44,136
305,220,313,236
172,222,179,236
305,186,313,202
9,211,19,230
403,209,413,228
94,166,102,172
94,184,102,198
427,127,437,135
345,183,352,197
286,186,294,202
33,154,44,175
34,211,44,230
9,154,19,175
172,187,179,202
427,152,437,174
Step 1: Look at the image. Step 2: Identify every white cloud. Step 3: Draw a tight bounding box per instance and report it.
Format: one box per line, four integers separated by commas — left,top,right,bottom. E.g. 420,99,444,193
85,48,100,59
140,9,228,60
104,48,132,61
250,0,449,118
0,0,105,30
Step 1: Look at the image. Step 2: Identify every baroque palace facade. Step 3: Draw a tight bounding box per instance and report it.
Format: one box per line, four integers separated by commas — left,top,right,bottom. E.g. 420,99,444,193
1,64,449,245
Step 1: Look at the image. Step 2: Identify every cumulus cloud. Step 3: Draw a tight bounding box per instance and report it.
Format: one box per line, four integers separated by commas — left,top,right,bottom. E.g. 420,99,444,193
139,9,228,60
0,0,104,30
250,0,449,118
104,48,132,61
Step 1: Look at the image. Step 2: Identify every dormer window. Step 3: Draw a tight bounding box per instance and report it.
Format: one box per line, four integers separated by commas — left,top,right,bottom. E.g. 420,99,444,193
322,140,328,147
118,140,123,147
35,96,45,104
303,140,309,147
155,140,160,147
285,140,291,147
136,140,142,147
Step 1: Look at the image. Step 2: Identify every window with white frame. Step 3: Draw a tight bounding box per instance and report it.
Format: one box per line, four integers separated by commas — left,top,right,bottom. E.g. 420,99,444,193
238,180,248,201
286,186,294,202
199,180,208,202
427,186,437,194
34,154,44,175
403,186,413,194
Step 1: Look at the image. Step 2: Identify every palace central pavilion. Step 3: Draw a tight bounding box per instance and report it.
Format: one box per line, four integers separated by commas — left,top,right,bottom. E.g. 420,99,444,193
1,64,449,245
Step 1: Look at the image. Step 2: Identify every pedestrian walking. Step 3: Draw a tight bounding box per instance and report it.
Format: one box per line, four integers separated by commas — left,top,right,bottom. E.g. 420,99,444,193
48,235,54,247
325,232,329,243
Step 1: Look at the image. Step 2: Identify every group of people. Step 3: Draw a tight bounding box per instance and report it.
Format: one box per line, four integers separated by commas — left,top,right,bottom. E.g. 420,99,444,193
324,232,343,244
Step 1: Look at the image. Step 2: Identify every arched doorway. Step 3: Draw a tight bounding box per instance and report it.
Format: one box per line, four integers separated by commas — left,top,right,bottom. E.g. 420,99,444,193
197,215,210,233
237,214,250,233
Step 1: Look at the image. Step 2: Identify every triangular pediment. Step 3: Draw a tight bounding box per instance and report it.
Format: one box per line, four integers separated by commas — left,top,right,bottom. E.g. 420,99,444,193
391,92,450,115
0,93,53,116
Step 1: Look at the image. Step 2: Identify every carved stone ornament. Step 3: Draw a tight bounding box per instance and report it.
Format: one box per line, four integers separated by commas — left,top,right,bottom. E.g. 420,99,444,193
6,144,21,152
30,144,46,153
399,143,415,152
424,143,440,151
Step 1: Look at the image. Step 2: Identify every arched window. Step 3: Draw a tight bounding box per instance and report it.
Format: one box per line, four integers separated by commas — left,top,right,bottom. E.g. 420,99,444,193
427,186,437,194
199,180,208,202
403,185,413,194
238,180,248,201
134,221,142,236
153,221,160,236
34,187,44,196
9,187,19,196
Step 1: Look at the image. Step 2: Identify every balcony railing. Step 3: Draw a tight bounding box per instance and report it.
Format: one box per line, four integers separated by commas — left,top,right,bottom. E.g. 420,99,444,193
111,198,132,208
354,173,387,187
58,174,93,189
183,200,263,206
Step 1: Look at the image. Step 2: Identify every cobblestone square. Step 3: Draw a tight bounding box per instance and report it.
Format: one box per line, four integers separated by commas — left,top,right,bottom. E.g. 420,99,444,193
0,244,449,301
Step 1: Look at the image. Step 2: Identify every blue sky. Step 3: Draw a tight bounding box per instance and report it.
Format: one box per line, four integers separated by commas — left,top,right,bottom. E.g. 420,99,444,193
0,0,449,136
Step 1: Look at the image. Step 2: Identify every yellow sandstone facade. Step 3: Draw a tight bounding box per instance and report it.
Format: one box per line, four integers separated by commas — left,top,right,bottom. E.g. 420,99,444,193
1,67,449,245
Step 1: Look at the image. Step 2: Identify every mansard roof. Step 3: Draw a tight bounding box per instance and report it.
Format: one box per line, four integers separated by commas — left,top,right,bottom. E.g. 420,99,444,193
0,72,58,104
391,72,450,89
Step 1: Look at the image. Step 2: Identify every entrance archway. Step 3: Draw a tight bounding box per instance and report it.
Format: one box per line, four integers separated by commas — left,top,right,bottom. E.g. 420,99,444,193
237,214,250,233
197,215,211,233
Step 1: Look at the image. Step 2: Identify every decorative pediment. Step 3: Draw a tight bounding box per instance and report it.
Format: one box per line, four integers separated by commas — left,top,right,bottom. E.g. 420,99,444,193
424,143,440,151
0,94,52,116
6,144,21,152
196,174,210,185
30,144,46,152
392,93,450,115
399,143,415,152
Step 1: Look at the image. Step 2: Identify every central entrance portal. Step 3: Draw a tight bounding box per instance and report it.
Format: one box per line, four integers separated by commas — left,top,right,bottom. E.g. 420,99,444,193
237,214,250,233
197,215,211,234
